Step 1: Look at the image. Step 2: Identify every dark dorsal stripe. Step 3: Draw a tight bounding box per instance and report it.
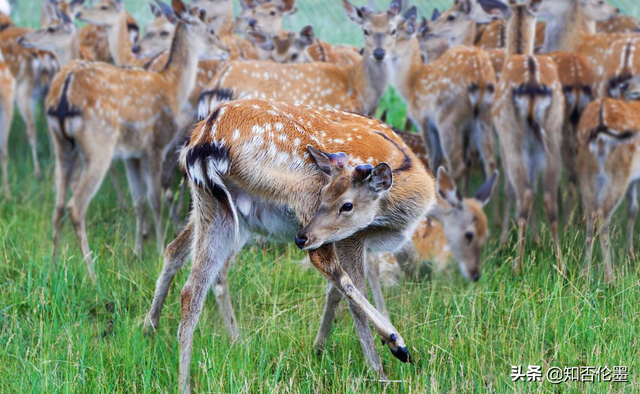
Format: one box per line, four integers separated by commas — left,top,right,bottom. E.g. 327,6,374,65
373,130,413,174
515,6,524,55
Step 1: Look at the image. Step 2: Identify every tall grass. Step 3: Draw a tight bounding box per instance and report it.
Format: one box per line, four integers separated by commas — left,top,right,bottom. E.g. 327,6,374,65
1,1,640,393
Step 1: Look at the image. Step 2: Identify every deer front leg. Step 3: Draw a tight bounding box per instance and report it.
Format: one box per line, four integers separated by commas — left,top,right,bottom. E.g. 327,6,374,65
601,215,615,284
309,244,411,367
543,156,564,273
108,164,128,208
366,253,389,319
145,220,194,334
581,212,597,279
143,153,165,255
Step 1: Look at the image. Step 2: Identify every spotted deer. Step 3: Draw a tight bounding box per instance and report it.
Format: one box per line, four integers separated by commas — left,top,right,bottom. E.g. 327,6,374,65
492,0,565,272
78,13,140,64
47,0,229,278
576,98,640,283
130,2,177,60
198,0,401,119
0,25,59,178
144,99,435,391
389,7,497,206
597,14,640,34
234,0,296,60
0,53,15,199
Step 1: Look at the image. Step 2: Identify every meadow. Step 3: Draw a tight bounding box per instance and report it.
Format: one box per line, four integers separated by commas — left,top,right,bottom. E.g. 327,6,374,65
1,0,640,393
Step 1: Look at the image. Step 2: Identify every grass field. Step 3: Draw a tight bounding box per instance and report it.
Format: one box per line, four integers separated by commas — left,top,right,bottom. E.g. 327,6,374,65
2,1,640,393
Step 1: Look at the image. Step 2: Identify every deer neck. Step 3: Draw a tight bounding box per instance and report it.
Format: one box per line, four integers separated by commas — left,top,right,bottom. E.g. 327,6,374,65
349,47,390,115
543,1,591,53
57,34,80,66
506,7,535,56
453,22,477,47
161,22,199,111
388,37,422,105
106,10,133,65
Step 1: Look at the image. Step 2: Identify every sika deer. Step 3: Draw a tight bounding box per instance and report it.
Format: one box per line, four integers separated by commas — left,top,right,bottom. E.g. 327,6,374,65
389,7,497,198
492,0,565,273
145,99,435,391
577,98,640,282
0,53,15,199
198,0,401,118
47,0,229,277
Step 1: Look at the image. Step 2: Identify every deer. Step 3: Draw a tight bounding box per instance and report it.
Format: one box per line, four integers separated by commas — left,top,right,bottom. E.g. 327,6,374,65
622,74,640,100
492,0,565,273
0,25,59,178
388,7,498,215
143,98,435,391
0,52,15,199
576,98,640,283
597,14,640,34
129,2,177,60
47,0,229,278
198,0,401,120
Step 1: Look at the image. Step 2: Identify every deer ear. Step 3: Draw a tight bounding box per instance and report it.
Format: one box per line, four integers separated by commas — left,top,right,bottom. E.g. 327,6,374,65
431,8,440,21
478,0,511,19
528,0,543,13
170,0,189,21
368,163,393,193
156,0,177,21
474,171,498,206
343,0,365,24
299,25,315,46
388,0,402,17
437,166,462,208
114,0,124,11
458,0,475,14
149,2,161,17
307,145,348,176
279,0,296,13
246,30,275,51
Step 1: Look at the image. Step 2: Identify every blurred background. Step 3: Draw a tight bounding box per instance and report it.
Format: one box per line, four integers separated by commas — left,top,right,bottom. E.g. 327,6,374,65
10,0,640,46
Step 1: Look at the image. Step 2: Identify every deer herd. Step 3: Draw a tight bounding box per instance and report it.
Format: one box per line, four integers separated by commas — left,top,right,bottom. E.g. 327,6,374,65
1,0,639,389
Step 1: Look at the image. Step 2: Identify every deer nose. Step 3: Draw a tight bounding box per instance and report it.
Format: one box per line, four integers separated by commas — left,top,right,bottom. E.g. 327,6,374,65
373,48,385,61
248,19,257,28
470,270,481,282
17,36,24,45
615,7,621,14
294,233,308,249
131,44,141,54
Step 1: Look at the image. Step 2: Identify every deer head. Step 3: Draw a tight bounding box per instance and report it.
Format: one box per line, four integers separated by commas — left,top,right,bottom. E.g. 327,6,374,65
19,10,77,55
130,2,177,58
343,0,402,62
190,0,232,34
246,25,313,63
428,0,508,46
76,0,124,26
579,0,619,22
435,167,498,282
295,145,393,250
234,0,296,36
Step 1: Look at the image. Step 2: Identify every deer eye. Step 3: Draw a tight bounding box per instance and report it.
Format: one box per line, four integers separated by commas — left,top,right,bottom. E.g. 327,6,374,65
340,203,353,213
160,31,169,37
391,29,396,35
270,11,276,16
47,27,55,33
363,29,370,36
291,53,298,60
464,231,474,243
447,15,455,21
100,6,108,10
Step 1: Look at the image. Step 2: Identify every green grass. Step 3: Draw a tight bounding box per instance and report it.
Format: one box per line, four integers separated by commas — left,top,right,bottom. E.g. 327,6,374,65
2,1,640,393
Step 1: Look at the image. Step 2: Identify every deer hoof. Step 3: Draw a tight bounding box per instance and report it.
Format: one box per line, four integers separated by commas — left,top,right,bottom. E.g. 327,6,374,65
390,345,412,363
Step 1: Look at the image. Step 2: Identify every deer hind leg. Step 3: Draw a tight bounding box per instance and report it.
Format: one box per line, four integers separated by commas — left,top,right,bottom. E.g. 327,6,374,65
543,154,563,273
438,119,467,186
0,102,13,199
51,135,77,268
15,81,40,177
309,243,410,374
420,118,442,172
474,112,500,224
178,193,237,394
108,163,128,208
625,181,639,259
509,157,535,274
124,159,147,257
68,138,114,279
143,153,165,255
145,220,194,334
313,281,345,354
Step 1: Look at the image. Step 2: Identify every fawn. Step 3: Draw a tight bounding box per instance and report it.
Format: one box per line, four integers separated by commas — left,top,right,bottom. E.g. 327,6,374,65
576,98,640,282
47,0,228,277
492,0,565,272
145,98,435,391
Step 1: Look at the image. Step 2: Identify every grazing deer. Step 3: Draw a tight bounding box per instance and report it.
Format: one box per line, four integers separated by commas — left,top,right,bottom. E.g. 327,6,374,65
389,7,497,203
576,98,640,283
366,167,497,319
145,99,435,391
198,0,401,119
492,0,565,272
47,0,229,277
0,53,15,199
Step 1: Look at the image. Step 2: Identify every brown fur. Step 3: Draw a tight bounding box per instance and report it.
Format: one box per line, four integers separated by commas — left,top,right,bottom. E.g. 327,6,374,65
0,55,15,198
576,98,640,282
597,15,640,34
492,0,565,272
